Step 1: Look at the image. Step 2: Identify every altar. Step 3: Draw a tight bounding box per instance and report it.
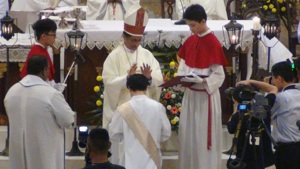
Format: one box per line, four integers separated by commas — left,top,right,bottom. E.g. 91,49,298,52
53,19,255,125
0,19,292,125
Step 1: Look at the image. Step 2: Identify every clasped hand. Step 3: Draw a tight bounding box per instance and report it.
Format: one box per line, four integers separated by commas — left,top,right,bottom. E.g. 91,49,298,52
181,72,203,84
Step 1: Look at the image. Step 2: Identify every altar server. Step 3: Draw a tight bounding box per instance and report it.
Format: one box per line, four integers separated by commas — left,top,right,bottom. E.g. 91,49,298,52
86,0,139,20
174,4,227,169
176,0,228,20
4,55,75,169
109,74,171,169
20,19,66,92
102,4,163,164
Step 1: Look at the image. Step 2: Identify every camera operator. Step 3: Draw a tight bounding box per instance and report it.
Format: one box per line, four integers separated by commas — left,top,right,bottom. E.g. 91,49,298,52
84,128,125,169
226,85,274,169
237,61,300,169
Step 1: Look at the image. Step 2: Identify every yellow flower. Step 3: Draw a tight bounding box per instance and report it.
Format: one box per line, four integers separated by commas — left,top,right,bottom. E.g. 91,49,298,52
269,4,274,9
263,5,268,10
242,4,246,8
272,8,277,13
266,0,271,3
94,86,100,92
169,61,175,68
178,107,182,111
277,0,283,3
96,75,102,81
281,7,286,12
173,73,178,77
171,119,177,125
96,100,102,106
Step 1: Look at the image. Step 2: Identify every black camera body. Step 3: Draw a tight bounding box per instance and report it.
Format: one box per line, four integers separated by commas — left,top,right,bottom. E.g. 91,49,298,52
225,84,269,119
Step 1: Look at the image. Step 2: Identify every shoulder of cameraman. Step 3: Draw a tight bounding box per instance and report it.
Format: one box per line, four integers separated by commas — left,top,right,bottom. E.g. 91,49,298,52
265,93,276,108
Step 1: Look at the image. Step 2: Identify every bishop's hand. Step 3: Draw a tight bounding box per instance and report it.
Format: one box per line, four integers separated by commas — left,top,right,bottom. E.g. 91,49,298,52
127,63,137,78
141,63,152,80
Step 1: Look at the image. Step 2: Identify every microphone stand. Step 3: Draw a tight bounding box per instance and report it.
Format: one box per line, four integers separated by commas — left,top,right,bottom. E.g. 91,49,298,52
65,50,85,156
174,0,186,25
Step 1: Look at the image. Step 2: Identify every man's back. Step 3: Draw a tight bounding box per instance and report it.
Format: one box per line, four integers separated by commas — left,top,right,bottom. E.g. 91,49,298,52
109,95,171,169
4,75,74,169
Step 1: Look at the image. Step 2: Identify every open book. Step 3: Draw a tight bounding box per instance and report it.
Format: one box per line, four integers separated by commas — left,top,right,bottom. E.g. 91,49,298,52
159,75,208,88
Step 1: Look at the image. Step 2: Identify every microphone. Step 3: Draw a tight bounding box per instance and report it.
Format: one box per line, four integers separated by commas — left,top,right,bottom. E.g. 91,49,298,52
175,0,186,25
297,120,300,131
75,50,86,63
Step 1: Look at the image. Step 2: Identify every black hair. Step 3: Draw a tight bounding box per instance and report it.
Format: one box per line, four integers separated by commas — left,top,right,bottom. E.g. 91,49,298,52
123,31,132,37
27,55,48,75
271,61,294,83
32,18,57,40
126,74,149,91
87,128,110,153
183,4,207,22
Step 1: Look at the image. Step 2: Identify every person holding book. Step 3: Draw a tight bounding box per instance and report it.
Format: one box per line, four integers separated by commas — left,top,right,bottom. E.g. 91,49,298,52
174,4,227,169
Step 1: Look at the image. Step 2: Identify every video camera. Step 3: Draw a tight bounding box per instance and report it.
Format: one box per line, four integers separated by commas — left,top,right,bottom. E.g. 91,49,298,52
224,84,269,119
78,126,89,148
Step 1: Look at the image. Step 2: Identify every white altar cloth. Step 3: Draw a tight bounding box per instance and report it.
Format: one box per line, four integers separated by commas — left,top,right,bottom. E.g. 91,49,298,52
0,33,34,62
55,19,254,50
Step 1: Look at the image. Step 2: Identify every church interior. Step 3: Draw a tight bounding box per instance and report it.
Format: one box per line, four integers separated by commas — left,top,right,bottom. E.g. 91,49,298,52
1,0,300,168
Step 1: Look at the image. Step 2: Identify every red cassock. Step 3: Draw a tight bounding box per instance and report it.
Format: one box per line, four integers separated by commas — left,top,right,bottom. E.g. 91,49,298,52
20,45,55,80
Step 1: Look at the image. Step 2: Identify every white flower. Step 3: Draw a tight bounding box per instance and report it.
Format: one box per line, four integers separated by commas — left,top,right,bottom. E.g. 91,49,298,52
167,105,172,110
171,94,176,98
163,89,166,92
100,94,104,99
174,116,179,122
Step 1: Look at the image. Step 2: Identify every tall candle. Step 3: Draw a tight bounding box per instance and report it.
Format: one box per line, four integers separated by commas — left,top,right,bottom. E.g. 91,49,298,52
253,16,261,30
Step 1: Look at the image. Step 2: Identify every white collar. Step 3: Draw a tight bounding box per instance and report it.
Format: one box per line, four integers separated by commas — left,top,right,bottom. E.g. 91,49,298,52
34,42,46,49
198,29,211,37
123,43,137,54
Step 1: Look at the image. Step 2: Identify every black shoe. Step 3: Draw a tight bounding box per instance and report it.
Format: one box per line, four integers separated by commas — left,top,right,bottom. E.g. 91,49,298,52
174,19,186,25
223,149,235,155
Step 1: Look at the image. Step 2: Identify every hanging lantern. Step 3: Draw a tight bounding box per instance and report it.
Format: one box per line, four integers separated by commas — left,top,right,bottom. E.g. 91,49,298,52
262,14,279,39
222,20,244,46
1,12,14,41
65,29,86,51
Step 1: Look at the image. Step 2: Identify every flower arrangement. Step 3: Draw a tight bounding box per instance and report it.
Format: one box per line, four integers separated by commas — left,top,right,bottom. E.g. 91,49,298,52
240,0,298,30
159,61,184,132
260,0,297,29
85,75,104,126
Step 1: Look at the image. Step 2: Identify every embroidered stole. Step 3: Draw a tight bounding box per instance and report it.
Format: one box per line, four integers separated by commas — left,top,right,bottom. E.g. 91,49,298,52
117,101,160,168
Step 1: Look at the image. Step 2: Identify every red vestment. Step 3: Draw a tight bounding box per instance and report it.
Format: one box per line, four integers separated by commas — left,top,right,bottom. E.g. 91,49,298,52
20,45,55,80
178,33,228,68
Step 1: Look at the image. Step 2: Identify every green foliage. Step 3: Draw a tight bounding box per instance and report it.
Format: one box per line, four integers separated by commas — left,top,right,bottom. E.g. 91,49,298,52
84,76,104,126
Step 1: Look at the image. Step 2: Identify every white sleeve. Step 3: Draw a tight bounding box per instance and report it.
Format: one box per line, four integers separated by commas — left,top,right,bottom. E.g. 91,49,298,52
109,110,124,142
